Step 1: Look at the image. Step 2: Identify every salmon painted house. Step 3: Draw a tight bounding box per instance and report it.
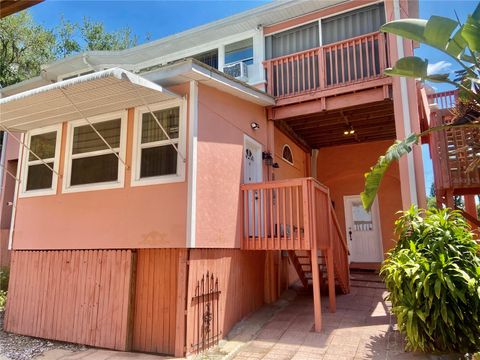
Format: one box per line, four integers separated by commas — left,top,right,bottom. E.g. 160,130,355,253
1,0,478,357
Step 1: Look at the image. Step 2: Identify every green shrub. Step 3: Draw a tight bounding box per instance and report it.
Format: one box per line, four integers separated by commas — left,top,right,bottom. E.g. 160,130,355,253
0,266,9,291
382,207,480,353
0,290,5,311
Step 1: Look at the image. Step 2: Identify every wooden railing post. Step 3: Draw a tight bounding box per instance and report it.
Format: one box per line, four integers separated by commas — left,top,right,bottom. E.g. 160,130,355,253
308,179,322,332
318,48,325,90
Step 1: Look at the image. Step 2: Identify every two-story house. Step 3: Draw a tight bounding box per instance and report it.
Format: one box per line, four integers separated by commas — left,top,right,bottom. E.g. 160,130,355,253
0,0,428,357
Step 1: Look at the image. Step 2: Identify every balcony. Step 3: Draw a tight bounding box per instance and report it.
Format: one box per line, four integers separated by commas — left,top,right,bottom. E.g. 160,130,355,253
264,32,391,107
240,178,350,294
426,90,480,196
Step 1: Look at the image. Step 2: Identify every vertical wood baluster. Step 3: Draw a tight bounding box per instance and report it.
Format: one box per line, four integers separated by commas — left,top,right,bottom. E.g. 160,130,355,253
365,37,371,78
269,188,274,250
289,187,294,249
282,187,287,249
295,186,301,249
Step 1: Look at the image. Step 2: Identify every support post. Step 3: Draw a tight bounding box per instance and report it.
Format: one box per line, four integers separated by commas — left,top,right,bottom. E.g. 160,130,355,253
310,249,322,332
326,248,336,313
465,195,478,220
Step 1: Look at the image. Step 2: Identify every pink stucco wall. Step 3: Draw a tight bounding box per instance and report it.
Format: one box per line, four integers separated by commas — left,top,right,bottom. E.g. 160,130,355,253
317,140,402,253
272,127,308,181
194,84,268,248
12,84,190,250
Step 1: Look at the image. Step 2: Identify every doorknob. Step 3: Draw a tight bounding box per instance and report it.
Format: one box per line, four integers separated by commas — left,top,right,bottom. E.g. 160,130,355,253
348,228,353,242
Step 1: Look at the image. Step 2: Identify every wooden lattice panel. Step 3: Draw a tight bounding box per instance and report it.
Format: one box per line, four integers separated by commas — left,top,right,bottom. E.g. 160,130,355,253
444,119,480,189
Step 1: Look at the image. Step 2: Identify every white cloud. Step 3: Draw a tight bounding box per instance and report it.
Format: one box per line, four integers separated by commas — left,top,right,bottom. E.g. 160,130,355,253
427,61,452,75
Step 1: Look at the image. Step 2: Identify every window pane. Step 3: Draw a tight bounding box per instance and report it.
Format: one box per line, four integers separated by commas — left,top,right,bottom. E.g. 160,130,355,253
225,38,253,64
140,145,177,178
29,132,56,161
141,108,179,144
72,119,121,154
26,163,53,191
70,153,118,186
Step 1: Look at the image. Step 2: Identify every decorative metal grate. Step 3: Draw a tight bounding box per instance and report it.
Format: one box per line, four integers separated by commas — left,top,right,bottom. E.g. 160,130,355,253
190,271,221,353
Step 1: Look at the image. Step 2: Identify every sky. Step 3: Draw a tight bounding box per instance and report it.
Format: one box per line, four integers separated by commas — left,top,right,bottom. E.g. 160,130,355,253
27,0,480,196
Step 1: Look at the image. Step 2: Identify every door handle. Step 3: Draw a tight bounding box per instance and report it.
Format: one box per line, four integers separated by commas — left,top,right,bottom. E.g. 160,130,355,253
348,228,353,242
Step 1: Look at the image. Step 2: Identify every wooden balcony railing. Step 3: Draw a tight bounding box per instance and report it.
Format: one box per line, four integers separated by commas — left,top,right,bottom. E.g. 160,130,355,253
264,32,389,99
426,90,480,193
241,178,350,291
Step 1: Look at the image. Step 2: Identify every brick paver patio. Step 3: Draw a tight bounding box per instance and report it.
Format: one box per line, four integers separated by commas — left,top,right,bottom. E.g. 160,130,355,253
228,274,458,360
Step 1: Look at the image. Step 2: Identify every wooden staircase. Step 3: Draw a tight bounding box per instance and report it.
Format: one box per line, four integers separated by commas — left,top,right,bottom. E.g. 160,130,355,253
288,250,349,295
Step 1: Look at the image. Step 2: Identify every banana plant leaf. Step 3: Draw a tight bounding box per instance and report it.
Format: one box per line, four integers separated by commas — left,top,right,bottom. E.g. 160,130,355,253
384,56,450,82
361,133,419,211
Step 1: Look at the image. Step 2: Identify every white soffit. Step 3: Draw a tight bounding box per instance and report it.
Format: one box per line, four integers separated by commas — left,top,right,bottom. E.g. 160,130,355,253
0,68,180,132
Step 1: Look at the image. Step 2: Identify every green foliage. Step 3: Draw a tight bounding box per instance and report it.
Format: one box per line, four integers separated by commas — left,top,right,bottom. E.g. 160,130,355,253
0,266,9,292
0,11,56,87
382,207,480,353
0,12,140,87
0,267,9,312
0,290,6,311
361,133,418,211
362,3,480,210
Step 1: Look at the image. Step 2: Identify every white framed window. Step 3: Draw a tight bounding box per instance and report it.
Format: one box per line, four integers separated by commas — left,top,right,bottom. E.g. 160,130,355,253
20,124,62,197
63,111,127,193
282,144,294,165
131,99,187,187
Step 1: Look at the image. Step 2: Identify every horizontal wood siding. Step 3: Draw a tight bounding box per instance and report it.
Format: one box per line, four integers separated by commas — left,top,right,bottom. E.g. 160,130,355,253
5,250,133,350
186,249,265,355
132,249,184,355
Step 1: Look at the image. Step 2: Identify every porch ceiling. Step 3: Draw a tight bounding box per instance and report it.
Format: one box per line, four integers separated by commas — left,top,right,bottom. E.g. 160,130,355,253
283,99,395,148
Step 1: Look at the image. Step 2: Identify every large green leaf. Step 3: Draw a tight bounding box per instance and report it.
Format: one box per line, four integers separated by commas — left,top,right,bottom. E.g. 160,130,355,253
462,15,480,52
361,133,419,211
384,56,428,78
381,19,427,43
446,26,468,59
423,16,458,50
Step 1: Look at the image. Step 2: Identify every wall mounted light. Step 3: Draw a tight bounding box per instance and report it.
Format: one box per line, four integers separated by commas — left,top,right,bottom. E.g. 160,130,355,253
262,151,273,166
250,122,260,130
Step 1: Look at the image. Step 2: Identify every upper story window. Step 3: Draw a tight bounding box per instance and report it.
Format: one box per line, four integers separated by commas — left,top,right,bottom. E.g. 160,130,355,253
63,111,127,193
225,38,253,65
321,3,386,45
282,144,293,165
132,99,186,186
193,49,218,69
20,124,62,197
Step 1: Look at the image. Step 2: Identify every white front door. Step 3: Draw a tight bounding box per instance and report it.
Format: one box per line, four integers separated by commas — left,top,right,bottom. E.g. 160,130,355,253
343,195,383,263
244,135,263,237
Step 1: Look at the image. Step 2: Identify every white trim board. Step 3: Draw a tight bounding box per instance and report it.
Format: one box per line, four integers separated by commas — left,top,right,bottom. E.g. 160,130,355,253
186,80,198,248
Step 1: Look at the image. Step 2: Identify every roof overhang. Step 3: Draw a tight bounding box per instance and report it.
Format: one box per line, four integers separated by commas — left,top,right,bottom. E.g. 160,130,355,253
143,59,275,106
0,68,180,132
0,0,44,18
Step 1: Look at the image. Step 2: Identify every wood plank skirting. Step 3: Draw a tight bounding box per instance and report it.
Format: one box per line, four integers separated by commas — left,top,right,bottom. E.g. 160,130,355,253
132,249,184,355
5,250,134,350
5,248,267,356
185,249,265,356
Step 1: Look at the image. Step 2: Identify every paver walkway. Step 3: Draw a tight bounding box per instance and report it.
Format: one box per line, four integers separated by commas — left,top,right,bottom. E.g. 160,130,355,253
227,273,459,360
